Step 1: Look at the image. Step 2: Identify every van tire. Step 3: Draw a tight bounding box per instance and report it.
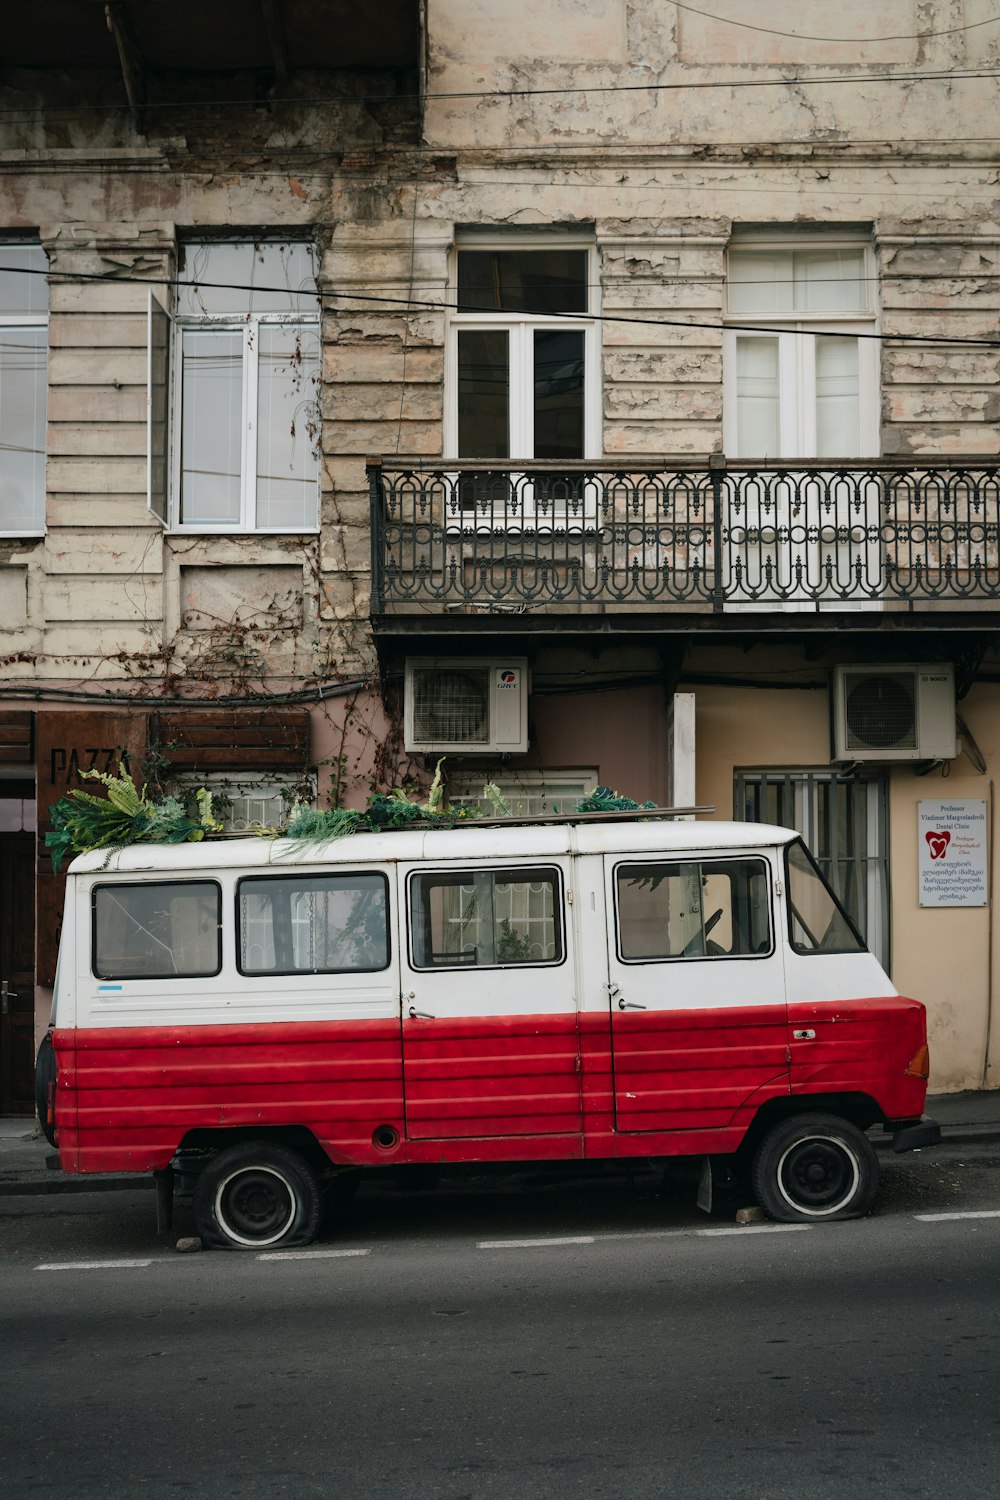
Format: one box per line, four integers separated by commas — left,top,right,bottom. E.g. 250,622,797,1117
34,1032,58,1149
193,1141,322,1251
751,1113,879,1223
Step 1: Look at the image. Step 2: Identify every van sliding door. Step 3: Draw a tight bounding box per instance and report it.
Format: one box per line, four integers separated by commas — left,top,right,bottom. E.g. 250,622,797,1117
606,854,789,1135
400,860,582,1140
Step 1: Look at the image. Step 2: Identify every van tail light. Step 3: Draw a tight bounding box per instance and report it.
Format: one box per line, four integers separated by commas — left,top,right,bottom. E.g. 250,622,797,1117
904,1045,930,1080
46,1079,56,1128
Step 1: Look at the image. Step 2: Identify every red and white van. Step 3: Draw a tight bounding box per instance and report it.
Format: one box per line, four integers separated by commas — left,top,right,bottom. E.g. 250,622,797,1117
40,817,939,1248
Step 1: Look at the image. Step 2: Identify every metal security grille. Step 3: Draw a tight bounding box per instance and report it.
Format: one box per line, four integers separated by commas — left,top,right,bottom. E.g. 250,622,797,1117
735,768,890,967
412,667,490,744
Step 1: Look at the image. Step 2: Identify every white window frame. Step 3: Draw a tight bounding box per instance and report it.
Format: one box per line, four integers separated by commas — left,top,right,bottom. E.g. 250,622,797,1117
445,237,602,523
0,243,48,538
722,236,880,460
169,243,321,535
447,769,598,817
166,771,315,833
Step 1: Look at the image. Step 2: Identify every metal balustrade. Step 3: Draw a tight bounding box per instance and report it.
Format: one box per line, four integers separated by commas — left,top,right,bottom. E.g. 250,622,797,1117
368,459,1000,616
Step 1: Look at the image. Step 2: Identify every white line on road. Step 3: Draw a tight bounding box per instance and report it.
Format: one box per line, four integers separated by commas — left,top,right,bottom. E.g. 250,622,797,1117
478,1235,597,1249
915,1210,1000,1222
697,1225,811,1237
35,1259,153,1272
257,1247,372,1261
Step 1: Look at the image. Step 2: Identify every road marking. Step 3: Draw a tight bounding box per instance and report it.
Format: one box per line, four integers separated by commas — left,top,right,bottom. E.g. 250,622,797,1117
35,1259,153,1272
478,1235,597,1249
915,1210,1000,1223
257,1247,371,1261
697,1224,811,1237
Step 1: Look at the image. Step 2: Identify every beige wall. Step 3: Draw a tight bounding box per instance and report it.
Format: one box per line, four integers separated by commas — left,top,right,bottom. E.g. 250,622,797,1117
693,670,1000,1093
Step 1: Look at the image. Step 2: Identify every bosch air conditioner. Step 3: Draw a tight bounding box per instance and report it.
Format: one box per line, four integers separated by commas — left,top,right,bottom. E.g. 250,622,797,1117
404,658,529,755
832,664,958,763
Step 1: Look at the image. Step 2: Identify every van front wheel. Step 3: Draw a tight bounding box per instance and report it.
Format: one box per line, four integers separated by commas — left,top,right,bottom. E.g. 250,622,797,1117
751,1114,879,1223
193,1141,322,1251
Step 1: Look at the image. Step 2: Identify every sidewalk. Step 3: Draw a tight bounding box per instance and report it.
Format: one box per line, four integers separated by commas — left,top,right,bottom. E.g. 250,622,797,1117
3,1090,1000,1197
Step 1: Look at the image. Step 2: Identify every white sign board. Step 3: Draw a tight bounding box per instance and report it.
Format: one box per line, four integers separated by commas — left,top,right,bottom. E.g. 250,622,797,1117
918,799,988,907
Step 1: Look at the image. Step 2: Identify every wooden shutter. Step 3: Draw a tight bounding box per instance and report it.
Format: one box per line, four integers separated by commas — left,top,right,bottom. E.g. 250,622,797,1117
153,708,310,772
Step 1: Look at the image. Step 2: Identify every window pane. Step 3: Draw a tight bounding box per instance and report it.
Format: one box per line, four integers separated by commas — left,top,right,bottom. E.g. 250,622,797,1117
458,249,588,314
93,882,221,979
256,324,320,528
616,860,770,961
410,867,562,968
0,326,47,531
458,329,509,458
786,840,865,954
728,251,794,315
815,336,860,457
735,336,780,457
794,249,867,313
0,245,48,317
533,329,584,460
238,874,388,975
180,329,242,524
729,246,867,315
177,242,318,317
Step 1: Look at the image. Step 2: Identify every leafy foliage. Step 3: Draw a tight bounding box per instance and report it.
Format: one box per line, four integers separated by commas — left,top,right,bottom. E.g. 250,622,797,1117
46,767,222,872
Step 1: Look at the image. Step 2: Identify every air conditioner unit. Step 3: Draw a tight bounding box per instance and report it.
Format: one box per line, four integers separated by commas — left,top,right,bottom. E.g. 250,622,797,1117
832,664,958,762
404,658,529,755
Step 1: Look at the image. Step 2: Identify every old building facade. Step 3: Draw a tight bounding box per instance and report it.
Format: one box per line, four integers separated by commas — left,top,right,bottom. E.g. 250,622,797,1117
1,0,999,1112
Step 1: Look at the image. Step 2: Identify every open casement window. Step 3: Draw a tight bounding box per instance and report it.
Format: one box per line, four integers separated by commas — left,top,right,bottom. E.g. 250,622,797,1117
170,242,321,533
448,242,600,528
0,244,48,536
735,768,889,967
723,240,880,609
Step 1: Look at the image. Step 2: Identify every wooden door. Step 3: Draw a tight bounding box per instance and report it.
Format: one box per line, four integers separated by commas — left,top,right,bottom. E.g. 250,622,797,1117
0,834,36,1115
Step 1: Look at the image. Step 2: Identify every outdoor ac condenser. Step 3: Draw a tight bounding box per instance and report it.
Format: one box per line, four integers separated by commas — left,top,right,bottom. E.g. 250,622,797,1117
832,663,958,762
404,658,529,755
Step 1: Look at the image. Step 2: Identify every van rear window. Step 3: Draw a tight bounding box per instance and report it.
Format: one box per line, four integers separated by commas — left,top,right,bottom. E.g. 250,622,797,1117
615,859,771,961
92,882,221,980
237,872,389,975
409,866,563,969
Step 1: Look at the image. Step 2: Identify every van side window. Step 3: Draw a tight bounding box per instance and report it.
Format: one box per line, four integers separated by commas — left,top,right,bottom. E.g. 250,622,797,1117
237,873,389,975
93,882,221,980
615,859,771,961
786,840,866,955
410,867,563,969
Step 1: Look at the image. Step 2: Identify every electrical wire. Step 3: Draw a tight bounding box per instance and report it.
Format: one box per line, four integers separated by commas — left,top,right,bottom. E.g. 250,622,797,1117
1,263,997,348
0,67,998,124
669,0,1000,44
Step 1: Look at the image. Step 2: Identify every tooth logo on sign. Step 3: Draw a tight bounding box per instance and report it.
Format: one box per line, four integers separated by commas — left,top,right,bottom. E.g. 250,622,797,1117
925,830,951,860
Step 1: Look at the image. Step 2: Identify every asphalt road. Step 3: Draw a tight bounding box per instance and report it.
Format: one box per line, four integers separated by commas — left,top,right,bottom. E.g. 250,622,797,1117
3,1147,1000,1499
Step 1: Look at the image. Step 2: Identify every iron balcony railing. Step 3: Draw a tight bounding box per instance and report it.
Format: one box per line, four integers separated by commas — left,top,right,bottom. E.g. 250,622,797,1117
368,458,1000,615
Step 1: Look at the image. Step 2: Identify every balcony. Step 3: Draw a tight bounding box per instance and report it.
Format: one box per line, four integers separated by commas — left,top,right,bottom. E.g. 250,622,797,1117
369,459,1000,636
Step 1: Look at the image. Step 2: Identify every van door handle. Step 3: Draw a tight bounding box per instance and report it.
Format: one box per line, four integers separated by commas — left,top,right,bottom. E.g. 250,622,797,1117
408,1007,435,1020
793,1028,816,1040
618,999,647,1011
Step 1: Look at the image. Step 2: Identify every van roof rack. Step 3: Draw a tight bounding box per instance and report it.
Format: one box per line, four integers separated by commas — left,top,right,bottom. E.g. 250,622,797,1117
419,804,714,829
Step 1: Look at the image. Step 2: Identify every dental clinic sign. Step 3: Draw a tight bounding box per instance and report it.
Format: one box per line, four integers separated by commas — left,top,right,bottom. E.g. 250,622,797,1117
918,800,988,908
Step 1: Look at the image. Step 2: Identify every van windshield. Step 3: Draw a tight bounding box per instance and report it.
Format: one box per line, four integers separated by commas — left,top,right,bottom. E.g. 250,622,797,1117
785,839,866,955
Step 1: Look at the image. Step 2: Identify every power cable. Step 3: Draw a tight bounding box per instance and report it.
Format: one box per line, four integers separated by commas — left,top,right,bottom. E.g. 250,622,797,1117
2,263,996,348
669,0,1000,44
0,67,998,123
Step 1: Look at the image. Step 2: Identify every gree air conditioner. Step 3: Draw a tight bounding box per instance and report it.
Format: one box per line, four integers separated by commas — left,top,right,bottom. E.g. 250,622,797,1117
832,664,958,763
404,658,529,755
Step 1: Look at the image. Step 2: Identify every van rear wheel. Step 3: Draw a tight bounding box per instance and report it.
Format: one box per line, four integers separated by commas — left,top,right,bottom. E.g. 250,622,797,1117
193,1141,322,1251
752,1113,879,1223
